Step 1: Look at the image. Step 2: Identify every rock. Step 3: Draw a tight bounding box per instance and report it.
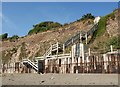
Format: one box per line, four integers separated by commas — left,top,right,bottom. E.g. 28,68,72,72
41,80,45,83
76,78,78,80
50,77,54,80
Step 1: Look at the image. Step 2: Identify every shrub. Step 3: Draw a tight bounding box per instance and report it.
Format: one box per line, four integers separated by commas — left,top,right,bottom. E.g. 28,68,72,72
106,36,120,50
96,16,107,37
80,13,95,21
28,21,62,35
89,11,115,45
0,33,8,40
63,23,68,26
9,35,19,42
92,11,115,39
106,12,115,20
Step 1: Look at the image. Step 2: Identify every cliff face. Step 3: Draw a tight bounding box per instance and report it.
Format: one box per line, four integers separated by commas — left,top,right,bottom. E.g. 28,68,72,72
1,9,120,63
106,10,119,37
89,10,119,52
1,19,94,63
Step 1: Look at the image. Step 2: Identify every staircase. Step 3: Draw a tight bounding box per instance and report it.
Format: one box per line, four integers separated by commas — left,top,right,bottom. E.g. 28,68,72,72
43,42,61,58
22,59,38,71
43,46,52,57
64,24,98,48
22,23,99,73
86,24,98,36
22,42,61,72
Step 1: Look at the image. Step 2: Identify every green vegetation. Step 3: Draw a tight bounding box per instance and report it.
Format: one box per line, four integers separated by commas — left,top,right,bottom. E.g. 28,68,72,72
106,36,120,50
63,23,69,26
77,13,95,21
106,12,115,20
91,36,120,52
94,11,115,37
28,21,62,35
11,35,19,39
8,35,19,42
91,11,115,43
91,37,119,53
0,33,8,40
0,33,20,42
95,16,107,37
88,16,107,44
89,11,117,52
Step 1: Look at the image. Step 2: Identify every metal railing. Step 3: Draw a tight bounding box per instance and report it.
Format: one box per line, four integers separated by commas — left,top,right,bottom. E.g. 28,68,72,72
64,24,98,48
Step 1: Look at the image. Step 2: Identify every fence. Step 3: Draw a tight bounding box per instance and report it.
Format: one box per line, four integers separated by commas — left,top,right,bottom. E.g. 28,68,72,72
1,52,120,74
44,53,120,74
1,62,37,73
44,61,120,74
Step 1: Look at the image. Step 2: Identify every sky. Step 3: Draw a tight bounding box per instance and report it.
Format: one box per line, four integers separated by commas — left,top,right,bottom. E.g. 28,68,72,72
1,2,118,37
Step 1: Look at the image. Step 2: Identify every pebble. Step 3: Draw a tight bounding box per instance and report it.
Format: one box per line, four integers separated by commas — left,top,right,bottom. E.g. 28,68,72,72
50,77,54,80
76,78,79,80
41,80,45,83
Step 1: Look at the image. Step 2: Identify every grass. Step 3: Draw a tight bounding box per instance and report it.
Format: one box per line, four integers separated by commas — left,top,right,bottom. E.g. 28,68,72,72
94,16,107,37
90,11,115,43
89,11,118,52
106,36,120,50
88,16,107,44
95,12,115,37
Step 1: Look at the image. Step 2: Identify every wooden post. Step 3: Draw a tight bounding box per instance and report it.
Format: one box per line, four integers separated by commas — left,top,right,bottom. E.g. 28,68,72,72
108,55,110,73
72,38,73,44
57,42,59,55
78,57,80,66
110,45,113,52
63,44,65,54
80,43,85,63
50,43,52,55
85,33,88,44
64,58,66,74
45,59,48,73
61,59,64,73
79,32,82,43
88,48,91,56
103,54,107,72
71,44,76,73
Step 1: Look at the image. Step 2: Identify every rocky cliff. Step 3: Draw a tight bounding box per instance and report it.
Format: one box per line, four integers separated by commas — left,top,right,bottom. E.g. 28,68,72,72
1,9,120,63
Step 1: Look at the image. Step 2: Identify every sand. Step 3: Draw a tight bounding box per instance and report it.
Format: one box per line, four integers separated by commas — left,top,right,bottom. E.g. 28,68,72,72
1,73,119,86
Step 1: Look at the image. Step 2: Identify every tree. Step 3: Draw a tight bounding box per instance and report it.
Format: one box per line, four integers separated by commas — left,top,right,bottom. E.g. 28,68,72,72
9,35,19,42
81,13,95,20
28,21,62,35
0,33,8,40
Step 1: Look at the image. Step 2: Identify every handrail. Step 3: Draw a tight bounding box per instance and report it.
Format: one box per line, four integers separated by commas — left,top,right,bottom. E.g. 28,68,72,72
64,24,98,48
43,42,61,58
27,59,38,68
43,46,52,57
23,59,38,71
